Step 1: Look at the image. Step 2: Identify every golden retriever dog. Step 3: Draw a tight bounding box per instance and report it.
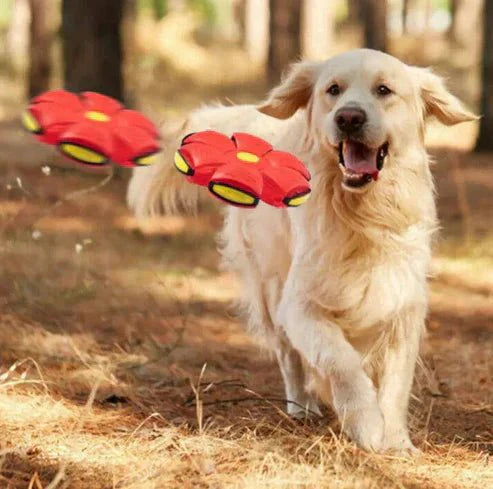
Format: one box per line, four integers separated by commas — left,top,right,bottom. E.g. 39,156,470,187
128,49,476,453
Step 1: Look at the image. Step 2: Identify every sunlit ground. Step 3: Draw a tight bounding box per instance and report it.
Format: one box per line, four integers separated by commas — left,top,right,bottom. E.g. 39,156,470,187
0,17,492,489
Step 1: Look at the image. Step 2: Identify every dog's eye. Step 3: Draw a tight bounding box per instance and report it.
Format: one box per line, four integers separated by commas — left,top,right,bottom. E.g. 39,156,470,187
327,84,340,96
376,84,392,96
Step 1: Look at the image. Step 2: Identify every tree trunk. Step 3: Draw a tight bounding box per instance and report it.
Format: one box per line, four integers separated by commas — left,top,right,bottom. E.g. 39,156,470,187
475,0,493,151
244,0,269,64
267,0,301,84
302,0,334,60
347,0,362,25
27,0,52,97
448,0,458,39
423,0,432,33
448,0,473,46
234,0,246,45
61,0,124,101
122,0,137,107
401,0,410,34
360,0,388,52
6,0,30,74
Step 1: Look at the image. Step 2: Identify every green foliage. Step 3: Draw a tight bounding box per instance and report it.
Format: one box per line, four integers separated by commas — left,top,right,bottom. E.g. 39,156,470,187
434,0,452,11
152,0,168,20
138,0,168,20
187,0,216,26
137,0,216,25
0,0,12,28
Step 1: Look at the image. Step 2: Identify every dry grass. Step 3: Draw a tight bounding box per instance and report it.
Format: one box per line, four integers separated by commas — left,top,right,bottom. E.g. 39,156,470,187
0,20,492,489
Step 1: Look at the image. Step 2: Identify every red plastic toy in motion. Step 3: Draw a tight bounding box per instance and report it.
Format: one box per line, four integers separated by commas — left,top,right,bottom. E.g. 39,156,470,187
174,131,311,208
22,90,160,168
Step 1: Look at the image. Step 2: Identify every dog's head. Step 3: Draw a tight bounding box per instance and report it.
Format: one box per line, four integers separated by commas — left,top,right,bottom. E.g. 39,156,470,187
258,49,477,193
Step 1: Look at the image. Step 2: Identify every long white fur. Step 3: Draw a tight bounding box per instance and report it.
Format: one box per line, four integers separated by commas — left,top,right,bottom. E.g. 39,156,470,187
128,50,476,452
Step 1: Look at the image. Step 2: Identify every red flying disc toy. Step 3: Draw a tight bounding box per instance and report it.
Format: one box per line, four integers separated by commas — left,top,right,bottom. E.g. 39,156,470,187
174,131,311,208
22,90,160,168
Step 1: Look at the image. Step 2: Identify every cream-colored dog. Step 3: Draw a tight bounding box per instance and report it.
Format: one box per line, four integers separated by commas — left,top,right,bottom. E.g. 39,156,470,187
128,49,476,452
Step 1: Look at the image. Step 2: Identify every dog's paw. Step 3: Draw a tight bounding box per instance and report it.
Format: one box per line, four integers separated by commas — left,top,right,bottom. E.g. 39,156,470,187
287,399,322,420
385,446,421,458
381,431,420,457
343,404,385,451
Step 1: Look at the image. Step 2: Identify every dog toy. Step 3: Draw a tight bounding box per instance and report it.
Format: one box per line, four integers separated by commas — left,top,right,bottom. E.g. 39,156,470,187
22,90,160,168
174,131,311,208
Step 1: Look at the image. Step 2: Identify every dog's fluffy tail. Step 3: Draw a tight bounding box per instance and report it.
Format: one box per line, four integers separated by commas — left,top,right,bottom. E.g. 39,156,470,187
127,120,201,217
127,103,272,217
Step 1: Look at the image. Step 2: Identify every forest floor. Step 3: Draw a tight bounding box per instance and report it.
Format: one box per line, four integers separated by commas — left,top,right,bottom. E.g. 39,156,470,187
0,28,492,489
0,126,491,489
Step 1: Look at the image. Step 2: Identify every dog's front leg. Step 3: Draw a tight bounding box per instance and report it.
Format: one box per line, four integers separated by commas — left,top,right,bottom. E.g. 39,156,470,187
277,288,384,450
378,306,425,454
274,338,321,418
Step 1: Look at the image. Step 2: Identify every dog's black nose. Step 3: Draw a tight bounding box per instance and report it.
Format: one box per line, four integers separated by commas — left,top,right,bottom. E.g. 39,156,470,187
335,107,367,133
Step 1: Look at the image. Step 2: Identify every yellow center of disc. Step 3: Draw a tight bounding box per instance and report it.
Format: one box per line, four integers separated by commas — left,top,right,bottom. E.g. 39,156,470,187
236,151,259,163
85,111,110,122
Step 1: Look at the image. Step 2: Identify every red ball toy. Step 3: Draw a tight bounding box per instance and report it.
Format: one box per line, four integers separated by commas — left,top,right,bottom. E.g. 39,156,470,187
174,131,311,208
22,90,161,168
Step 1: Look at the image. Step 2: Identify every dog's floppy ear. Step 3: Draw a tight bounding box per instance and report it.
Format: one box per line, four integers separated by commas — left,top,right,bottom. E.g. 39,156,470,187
257,61,321,119
413,67,478,125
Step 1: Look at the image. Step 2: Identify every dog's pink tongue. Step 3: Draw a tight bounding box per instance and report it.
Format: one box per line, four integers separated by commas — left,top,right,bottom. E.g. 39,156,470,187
343,141,379,179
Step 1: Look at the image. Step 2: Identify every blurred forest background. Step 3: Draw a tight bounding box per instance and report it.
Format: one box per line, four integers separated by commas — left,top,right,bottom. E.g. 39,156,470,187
0,1,491,489
0,0,491,146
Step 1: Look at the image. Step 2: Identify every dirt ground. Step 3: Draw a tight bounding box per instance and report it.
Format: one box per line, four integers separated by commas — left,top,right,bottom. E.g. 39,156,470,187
0,38,492,489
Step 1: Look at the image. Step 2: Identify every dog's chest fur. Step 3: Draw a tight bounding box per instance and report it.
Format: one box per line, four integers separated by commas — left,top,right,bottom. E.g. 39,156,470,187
287,164,436,334
303,221,431,332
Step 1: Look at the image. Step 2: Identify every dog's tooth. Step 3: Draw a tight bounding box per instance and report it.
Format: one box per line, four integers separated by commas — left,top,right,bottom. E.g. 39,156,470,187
338,143,345,165
376,146,386,171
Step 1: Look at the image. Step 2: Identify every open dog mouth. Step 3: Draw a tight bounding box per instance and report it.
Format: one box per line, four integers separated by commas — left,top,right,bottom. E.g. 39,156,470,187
338,140,389,189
